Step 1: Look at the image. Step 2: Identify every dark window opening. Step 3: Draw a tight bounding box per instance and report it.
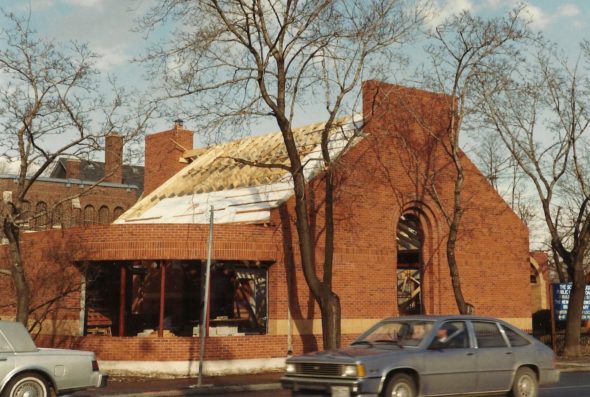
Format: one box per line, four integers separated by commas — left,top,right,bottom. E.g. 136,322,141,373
82,260,270,337
530,264,539,284
397,214,423,315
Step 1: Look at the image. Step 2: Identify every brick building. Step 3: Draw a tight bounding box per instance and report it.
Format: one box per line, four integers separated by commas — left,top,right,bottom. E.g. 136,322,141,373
0,133,143,230
0,81,532,376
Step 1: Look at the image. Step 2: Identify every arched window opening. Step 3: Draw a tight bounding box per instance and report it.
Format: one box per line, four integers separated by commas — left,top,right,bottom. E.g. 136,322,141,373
19,200,31,230
112,206,124,221
52,203,64,228
71,208,82,226
396,213,423,315
98,206,110,224
84,205,95,226
35,201,48,230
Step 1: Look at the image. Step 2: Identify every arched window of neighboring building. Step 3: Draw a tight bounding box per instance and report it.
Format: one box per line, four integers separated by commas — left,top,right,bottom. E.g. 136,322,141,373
112,206,125,221
98,206,110,224
19,200,31,229
84,205,95,226
35,201,48,230
52,203,64,228
396,213,423,315
71,208,81,226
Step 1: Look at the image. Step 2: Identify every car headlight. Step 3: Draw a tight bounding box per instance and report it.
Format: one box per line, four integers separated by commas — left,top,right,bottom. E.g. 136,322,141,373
343,364,366,377
285,363,296,374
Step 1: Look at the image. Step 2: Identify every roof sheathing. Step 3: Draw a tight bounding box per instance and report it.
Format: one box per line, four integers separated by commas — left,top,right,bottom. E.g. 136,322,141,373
117,115,362,224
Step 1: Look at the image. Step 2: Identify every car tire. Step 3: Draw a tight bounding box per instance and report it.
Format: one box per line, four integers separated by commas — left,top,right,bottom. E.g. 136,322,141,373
510,367,538,397
384,373,416,397
1,372,51,397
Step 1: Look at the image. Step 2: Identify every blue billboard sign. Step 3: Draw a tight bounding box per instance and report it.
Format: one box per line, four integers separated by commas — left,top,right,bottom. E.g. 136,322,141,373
552,283,590,321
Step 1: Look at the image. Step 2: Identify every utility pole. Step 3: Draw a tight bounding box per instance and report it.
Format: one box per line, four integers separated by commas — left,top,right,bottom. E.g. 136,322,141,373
197,206,214,387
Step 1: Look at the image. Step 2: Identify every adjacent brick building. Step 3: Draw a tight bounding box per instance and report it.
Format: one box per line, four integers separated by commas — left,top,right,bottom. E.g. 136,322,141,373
0,81,532,376
0,133,143,231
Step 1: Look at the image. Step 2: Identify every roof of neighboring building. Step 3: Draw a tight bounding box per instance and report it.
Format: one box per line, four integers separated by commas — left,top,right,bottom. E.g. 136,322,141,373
116,115,362,225
50,158,144,189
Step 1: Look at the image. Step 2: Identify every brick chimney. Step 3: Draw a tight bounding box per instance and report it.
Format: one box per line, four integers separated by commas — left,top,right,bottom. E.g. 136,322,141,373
144,120,193,196
104,132,123,184
65,158,81,179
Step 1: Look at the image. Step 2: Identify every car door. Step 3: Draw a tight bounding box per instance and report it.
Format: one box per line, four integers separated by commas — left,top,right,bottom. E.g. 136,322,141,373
471,320,515,393
422,321,477,396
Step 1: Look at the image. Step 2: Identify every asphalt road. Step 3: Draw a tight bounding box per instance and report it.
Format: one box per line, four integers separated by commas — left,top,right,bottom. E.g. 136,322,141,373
539,372,590,396
216,372,590,397
67,371,590,397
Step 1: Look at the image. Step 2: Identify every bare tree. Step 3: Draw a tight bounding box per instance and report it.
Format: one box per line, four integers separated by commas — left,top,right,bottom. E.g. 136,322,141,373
472,133,536,226
420,8,530,314
140,0,426,349
0,11,152,326
478,40,590,357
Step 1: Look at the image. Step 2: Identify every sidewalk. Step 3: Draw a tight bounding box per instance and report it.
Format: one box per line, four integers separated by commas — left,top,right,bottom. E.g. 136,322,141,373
557,358,590,372
71,372,283,397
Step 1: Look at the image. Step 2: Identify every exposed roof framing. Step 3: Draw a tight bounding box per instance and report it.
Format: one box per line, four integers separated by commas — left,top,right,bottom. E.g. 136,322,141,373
116,115,362,225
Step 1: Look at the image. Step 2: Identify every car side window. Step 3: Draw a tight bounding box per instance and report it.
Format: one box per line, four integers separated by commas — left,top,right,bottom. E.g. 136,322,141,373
0,333,12,353
473,321,507,348
501,325,530,347
430,321,468,349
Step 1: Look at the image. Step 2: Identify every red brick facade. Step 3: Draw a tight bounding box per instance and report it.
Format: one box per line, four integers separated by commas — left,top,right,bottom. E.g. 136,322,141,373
143,121,193,196
0,178,139,229
0,82,531,370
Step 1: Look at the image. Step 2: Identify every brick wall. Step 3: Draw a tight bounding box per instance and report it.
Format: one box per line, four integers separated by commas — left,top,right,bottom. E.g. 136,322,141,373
144,123,193,196
0,178,139,229
0,82,532,363
104,133,124,184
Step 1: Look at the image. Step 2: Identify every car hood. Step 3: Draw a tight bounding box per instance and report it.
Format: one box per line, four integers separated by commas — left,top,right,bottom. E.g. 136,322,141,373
290,346,394,362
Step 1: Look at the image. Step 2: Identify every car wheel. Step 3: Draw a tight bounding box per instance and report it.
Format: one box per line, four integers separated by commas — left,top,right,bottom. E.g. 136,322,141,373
510,367,538,397
384,373,416,397
1,372,50,397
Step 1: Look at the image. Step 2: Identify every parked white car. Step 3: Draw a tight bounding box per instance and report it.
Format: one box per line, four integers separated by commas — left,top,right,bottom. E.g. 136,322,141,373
0,320,107,397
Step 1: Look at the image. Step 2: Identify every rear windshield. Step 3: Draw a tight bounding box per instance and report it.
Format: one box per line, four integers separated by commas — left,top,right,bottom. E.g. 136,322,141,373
0,321,37,352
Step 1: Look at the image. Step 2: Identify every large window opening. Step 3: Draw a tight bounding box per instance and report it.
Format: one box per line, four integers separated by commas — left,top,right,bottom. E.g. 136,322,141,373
82,260,270,337
396,213,423,315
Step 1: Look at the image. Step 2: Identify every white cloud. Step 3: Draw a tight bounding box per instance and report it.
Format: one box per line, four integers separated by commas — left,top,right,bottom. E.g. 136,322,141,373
29,0,56,11
523,3,551,29
557,4,580,17
520,3,582,31
94,45,129,72
63,0,104,8
427,0,474,27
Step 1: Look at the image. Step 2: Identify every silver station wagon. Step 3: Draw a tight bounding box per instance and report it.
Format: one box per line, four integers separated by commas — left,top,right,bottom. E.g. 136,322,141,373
0,321,107,397
281,315,559,397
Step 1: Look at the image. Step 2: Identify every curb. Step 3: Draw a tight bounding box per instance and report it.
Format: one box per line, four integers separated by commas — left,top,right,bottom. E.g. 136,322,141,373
557,364,590,373
102,382,282,397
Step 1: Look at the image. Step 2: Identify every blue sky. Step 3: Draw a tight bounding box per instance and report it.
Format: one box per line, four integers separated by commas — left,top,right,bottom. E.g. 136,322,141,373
0,0,588,134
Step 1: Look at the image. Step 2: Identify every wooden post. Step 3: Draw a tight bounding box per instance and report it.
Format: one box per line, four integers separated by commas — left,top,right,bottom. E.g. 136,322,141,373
119,265,126,336
159,262,167,338
549,283,557,352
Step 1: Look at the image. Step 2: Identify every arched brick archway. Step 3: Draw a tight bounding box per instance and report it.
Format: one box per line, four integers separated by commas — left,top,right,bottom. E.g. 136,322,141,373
395,202,440,315
396,213,423,314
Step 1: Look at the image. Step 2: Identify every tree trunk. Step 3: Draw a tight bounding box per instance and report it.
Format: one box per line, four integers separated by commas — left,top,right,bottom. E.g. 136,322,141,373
447,226,469,314
320,290,341,350
3,217,30,325
563,256,585,357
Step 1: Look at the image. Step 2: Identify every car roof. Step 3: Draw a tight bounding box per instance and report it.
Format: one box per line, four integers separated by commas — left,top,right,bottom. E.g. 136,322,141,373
381,315,510,324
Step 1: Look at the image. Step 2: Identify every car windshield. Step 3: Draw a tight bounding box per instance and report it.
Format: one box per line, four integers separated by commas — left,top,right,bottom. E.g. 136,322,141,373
352,320,435,348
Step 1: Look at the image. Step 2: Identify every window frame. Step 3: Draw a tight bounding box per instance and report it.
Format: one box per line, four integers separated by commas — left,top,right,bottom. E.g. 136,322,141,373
471,320,509,349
